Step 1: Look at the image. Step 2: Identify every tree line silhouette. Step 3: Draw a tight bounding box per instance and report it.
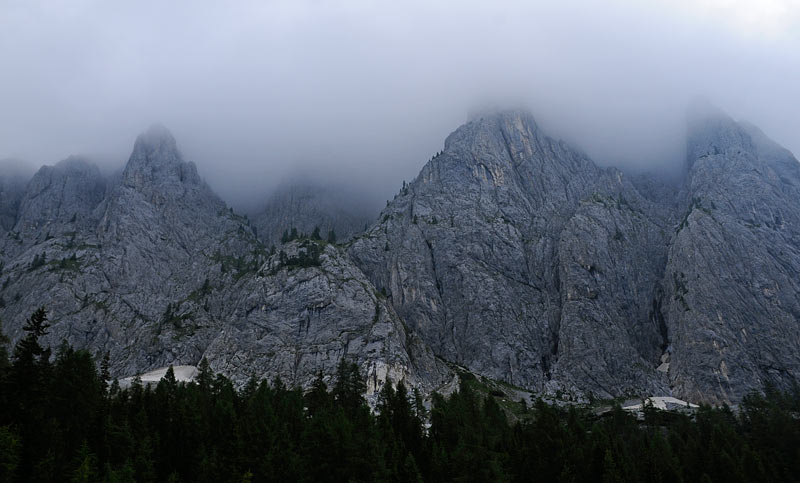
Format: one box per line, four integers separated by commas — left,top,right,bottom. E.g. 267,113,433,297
0,308,798,482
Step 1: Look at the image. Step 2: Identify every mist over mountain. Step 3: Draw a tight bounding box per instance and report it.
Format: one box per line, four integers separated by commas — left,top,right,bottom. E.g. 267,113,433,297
2,0,800,411
248,181,377,247
2,0,799,209
1,100,798,407
4,4,800,482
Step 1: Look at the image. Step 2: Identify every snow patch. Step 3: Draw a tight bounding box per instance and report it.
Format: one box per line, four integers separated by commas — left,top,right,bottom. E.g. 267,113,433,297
119,365,198,388
622,396,699,411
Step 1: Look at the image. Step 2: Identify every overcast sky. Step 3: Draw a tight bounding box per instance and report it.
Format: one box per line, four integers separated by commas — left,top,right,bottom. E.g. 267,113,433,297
1,0,798,207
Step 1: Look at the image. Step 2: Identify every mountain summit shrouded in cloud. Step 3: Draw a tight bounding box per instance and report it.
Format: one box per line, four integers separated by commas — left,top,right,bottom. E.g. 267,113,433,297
3,104,799,405
1,0,798,209
1,0,800,405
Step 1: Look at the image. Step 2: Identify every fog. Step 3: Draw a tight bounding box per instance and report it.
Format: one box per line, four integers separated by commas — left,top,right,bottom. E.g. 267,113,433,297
1,0,798,209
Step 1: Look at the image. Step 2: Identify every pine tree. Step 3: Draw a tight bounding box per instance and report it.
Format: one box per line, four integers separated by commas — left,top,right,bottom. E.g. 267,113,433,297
100,351,111,393
327,229,336,244
0,426,20,482
197,357,213,390
163,365,177,387
70,442,100,483
602,449,624,483
9,308,54,481
332,358,366,416
305,372,330,417
311,226,321,240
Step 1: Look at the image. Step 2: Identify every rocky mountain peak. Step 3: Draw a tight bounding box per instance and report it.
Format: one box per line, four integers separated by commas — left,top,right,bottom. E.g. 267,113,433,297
135,123,178,155
443,109,539,156
24,156,104,194
12,155,106,245
686,102,753,169
2,105,798,407
122,124,201,190
0,161,32,232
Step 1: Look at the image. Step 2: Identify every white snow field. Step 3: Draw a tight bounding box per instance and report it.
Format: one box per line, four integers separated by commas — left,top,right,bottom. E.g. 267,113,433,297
119,365,198,388
622,396,699,411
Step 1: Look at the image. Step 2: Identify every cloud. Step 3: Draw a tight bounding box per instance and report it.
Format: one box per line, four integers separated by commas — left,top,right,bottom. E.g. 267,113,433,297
662,0,800,40
1,0,798,206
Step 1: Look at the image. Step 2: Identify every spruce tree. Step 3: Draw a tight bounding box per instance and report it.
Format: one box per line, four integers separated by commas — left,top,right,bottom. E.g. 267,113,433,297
9,308,53,481
100,351,111,393
332,358,366,416
197,357,213,390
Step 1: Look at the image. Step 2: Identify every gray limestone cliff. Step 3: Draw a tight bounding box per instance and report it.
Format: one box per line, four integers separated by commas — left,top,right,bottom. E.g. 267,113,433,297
0,162,32,235
0,125,444,394
203,239,450,392
349,108,800,403
662,107,800,403
1,107,798,404
348,111,672,398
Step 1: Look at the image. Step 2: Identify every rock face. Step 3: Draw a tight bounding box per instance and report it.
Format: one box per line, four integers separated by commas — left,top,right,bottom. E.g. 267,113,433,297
2,107,799,405
348,111,671,398
203,239,449,392
0,125,446,394
0,161,33,234
663,106,800,403
251,183,375,247
12,157,106,252
349,108,800,403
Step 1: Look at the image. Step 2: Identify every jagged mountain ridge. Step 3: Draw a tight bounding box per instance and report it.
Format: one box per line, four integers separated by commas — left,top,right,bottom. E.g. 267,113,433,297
348,111,673,398
1,107,798,404
0,125,448,394
663,107,800,402
348,108,800,404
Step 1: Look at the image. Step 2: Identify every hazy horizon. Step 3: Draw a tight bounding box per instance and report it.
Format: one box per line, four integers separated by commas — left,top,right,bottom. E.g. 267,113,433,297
2,0,799,208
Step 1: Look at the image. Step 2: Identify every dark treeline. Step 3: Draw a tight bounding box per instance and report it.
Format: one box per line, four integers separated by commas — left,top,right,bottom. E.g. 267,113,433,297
1,309,799,482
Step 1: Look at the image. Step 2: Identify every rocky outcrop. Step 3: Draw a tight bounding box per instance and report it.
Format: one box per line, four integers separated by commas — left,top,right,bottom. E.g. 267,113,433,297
551,170,672,397
203,239,449,392
348,111,672,398
11,157,106,252
0,162,31,234
348,107,800,403
2,107,798,405
0,125,445,394
663,108,800,404
0,126,253,376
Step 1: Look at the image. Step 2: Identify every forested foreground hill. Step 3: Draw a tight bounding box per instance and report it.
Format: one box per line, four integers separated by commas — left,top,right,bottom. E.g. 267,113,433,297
1,310,799,482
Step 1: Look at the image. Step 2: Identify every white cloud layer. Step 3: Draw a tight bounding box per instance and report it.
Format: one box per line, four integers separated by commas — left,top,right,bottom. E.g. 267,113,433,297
1,0,798,205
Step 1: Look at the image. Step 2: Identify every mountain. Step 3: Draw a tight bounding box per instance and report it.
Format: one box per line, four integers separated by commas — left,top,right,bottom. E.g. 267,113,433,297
1,106,798,405
250,182,376,247
349,107,800,404
0,125,446,394
202,238,449,392
0,159,34,234
11,156,106,252
348,110,672,399
663,105,800,403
